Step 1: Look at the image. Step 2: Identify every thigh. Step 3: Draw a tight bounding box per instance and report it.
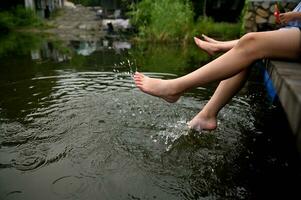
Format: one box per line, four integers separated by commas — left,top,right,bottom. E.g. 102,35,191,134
257,28,301,60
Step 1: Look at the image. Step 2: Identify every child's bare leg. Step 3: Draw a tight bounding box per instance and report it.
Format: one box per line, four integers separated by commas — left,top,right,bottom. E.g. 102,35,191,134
134,29,301,109
188,69,249,131
194,37,238,55
176,29,301,92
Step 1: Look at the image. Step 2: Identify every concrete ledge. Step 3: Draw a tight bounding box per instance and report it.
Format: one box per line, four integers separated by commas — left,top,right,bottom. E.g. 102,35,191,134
266,60,301,138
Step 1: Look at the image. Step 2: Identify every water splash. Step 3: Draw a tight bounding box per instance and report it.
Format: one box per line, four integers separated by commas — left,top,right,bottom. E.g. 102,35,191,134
151,119,190,151
113,58,138,78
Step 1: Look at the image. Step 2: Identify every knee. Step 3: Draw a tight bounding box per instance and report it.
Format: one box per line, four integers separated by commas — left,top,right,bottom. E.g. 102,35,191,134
234,32,263,59
239,32,258,45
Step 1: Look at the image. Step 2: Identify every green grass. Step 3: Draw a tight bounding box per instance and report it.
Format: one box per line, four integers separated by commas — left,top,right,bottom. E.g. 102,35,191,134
129,0,194,42
128,0,243,43
0,6,43,32
193,17,242,41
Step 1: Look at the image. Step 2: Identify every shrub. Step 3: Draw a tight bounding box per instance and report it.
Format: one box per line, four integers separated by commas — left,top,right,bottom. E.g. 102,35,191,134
129,0,194,42
129,0,243,42
193,17,242,40
0,11,15,31
0,6,42,32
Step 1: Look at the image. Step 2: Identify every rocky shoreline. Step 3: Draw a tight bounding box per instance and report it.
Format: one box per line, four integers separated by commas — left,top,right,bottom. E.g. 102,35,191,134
45,4,105,41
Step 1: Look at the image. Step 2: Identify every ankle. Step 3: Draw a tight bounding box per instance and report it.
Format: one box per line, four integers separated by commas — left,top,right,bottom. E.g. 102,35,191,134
188,110,218,131
167,79,184,96
198,109,217,120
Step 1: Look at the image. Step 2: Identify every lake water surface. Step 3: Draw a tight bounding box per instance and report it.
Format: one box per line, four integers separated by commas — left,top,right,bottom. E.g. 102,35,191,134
0,33,300,200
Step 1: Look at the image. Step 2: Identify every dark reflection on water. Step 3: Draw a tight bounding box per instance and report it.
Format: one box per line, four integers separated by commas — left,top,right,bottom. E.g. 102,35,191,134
0,33,300,200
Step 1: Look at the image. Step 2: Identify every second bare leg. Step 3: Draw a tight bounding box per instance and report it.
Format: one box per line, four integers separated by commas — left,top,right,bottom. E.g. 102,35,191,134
135,29,300,101
134,29,301,130
188,69,250,131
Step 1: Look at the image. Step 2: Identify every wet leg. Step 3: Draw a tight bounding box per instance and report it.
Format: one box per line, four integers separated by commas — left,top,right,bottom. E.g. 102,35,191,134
188,69,249,131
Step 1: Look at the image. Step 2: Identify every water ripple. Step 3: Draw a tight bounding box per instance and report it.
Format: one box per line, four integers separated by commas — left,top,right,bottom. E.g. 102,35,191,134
51,175,90,199
0,70,257,199
12,154,46,171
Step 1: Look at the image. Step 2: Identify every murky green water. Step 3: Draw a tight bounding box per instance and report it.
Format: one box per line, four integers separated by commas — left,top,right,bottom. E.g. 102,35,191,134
0,33,300,200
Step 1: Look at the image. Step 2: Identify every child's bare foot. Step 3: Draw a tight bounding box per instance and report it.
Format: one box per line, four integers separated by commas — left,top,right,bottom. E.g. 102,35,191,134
133,72,181,103
194,37,218,56
187,111,217,132
202,34,218,44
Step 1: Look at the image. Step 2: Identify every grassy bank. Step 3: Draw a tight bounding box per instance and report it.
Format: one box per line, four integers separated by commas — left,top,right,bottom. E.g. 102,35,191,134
0,6,44,33
129,0,244,43
193,18,243,40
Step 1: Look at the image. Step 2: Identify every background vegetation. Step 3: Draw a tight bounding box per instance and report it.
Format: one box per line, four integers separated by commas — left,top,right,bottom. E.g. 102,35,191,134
70,0,103,6
0,6,42,32
129,0,194,42
68,0,245,42
0,0,245,42
129,0,244,42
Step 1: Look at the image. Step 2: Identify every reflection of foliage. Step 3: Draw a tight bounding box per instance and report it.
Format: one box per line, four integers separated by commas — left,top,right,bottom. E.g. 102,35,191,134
128,43,211,75
52,40,73,55
56,42,212,75
0,33,73,59
66,49,126,71
68,54,87,69
0,33,44,57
